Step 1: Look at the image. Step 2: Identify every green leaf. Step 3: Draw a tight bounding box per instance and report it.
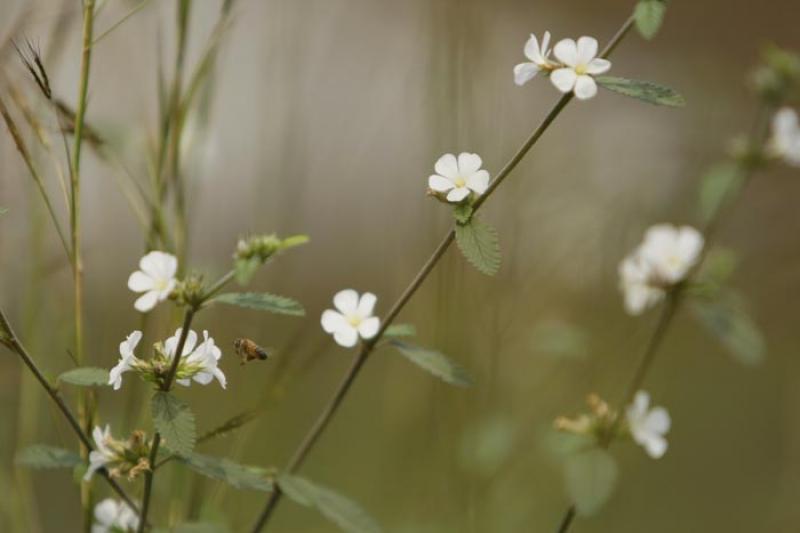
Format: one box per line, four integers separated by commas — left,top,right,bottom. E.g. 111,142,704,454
388,340,473,387
212,292,305,316
383,324,417,338
152,392,196,456
278,475,382,533
698,163,744,224
280,234,310,249
180,452,273,492
58,367,109,387
16,445,82,469
234,257,261,285
455,217,501,276
691,291,765,366
564,448,618,516
596,76,685,107
634,0,667,40
452,204,474,225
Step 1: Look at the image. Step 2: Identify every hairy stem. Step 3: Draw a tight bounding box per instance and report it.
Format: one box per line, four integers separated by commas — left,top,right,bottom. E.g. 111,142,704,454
250,13,638,533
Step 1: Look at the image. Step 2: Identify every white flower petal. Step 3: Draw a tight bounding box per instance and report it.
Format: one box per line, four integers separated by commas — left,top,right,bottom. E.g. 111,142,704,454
644,407,671,434
643,435,668,459
576,36,599,64
127,271,155,292
457,153,483,175
574,75,598,100
587,57,611,75
446,187,470,203
466,170,490,195
523,33,541,62
333,289,359,314
434,153,459,179
333,326,359,348
428,175,455,192
134,291,159,312
553,38,578,67
357,292,377,317
321,310,348,333
513,62,540,86
94,499,119,526
550,68,577,93
358,317,380,339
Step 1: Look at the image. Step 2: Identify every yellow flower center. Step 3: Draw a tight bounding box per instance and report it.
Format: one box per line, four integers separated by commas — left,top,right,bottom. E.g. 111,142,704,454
454,177,466,188
575,64,588,75
347,314,362,327
154,278,170,292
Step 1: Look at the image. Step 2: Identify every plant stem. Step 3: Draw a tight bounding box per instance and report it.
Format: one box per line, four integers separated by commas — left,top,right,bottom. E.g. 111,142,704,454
171,0,192,270
250,13,638,533
552,103,774,533
71,2,96,530
0,309,139,514
137,308,196,532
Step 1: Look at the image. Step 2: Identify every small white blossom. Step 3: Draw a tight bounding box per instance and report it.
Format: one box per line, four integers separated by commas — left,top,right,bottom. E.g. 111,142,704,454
127,251,178,312
85,425,116,481
513,31,554,86
92,498,139,533
165,328,227,388
108,331,143,390
321,289,380,348
769,107,800,166
549,36,611,100
428,153,490,203
619,224,704,315
626,391,671,459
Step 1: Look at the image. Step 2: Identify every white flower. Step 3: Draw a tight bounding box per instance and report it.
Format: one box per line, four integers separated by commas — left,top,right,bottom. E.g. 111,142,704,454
513,31,553,86
108,330,143,390
626,391,671,459
165,328,227,388
428,153,490,203
769,107,800,166
127,251,178,312
85,425,116,481
549,36,611,100
92,498,139,533
619,224,704,315
321,289,380,348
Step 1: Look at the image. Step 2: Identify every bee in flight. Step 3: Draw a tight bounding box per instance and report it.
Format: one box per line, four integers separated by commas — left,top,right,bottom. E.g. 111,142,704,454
233,338,270,365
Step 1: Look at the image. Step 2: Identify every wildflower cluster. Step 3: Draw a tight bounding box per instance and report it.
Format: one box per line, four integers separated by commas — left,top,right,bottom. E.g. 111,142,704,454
514,32,612,100
85,426,152,482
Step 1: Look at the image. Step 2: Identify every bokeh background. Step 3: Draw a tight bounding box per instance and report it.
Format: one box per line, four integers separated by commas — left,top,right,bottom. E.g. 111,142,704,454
1,0,799,531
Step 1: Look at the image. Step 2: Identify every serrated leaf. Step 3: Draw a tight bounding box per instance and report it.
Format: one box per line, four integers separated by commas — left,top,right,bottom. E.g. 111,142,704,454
698,162,744,223
690,291,765,366
634,0,667,40
278,475,382,533
455,217,500,276
388,340,473,387
383,324,416,338
213,292,305,316
596,76,685,107
152,392,196,456
58,367,109,387
280,234,310,249
234,257,261,285
181,452,273,492
452,204,474,224
16,445,82,469
564,448,618,516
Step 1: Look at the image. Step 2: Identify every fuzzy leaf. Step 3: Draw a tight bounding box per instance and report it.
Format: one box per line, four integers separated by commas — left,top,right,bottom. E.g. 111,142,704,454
212,292,305,316
596,76,685,107
383,324,417,338
388,340,473,387
455,217,501,276
698,163,744,223
152,392,196,456
58,367,110,387
181,452,273,492
234,257,261,285
691,291,765,366
16,445,82,469
278,475,382,533
564,448,618,516
453,204,474,225
634,0,667,40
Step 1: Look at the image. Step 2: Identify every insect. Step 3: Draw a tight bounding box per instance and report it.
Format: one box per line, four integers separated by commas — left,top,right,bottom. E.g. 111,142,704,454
233,338,270,365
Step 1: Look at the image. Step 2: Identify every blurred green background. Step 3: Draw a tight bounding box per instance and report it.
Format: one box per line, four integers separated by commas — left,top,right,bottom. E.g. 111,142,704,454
1,0,799,531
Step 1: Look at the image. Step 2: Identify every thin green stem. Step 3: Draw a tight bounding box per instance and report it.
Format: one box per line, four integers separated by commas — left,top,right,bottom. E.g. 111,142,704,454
249,12,639,533
202,270,236,302
93,0,153,45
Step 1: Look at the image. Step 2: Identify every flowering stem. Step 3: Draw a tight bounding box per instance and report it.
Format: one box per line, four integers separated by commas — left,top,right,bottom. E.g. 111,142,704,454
137,307,196,532
0,309,140,515
249,12,638,533
202,270,236,302
553,103,774,533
